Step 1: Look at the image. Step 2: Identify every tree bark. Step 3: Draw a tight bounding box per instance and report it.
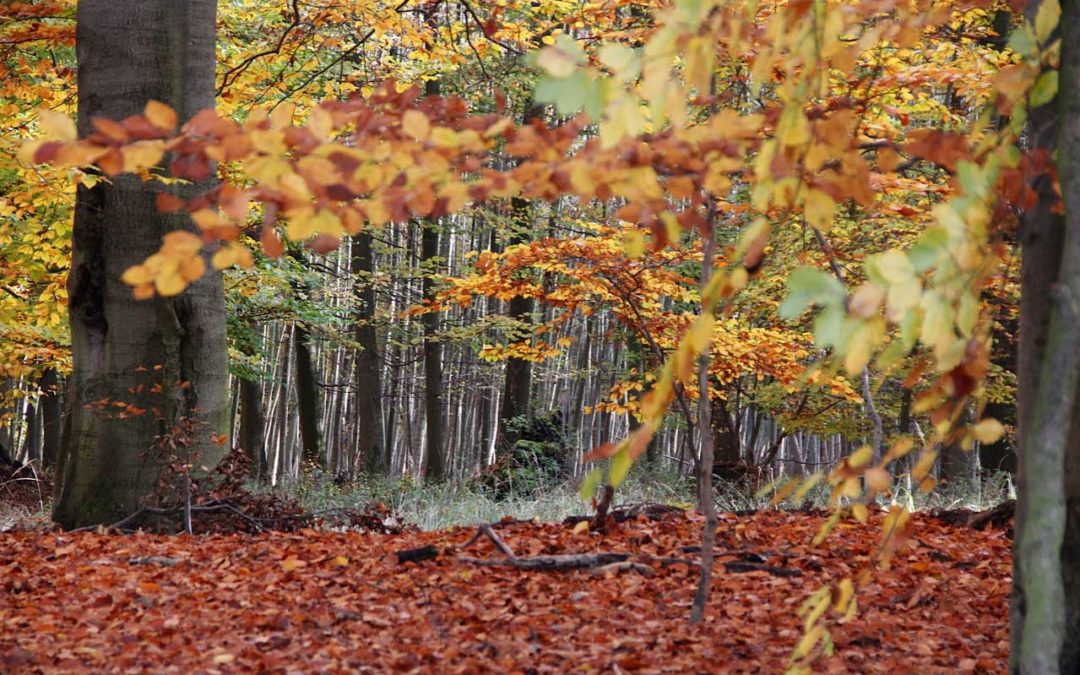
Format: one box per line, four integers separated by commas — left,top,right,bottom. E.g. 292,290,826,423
39,369,61,468
419,82,445,480
292,321,322,467
53,0,227,529
1012,1,1080,670
239,376,266,482
352,232,386,475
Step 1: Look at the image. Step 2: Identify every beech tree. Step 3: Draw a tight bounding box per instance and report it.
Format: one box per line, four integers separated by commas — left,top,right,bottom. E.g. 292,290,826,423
1012,0,1080,669
52,0,228,528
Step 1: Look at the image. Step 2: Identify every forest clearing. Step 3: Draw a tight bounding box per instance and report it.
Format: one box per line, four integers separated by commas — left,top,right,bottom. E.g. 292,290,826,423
0,0,1076,670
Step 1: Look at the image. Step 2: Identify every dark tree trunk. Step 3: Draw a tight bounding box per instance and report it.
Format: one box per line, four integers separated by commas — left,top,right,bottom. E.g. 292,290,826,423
421,219,444,479
352,232,386,475
419,82,445,480
40,368,62,470
496,103,545,448
1012,0,1080,669
239,376,266,482
53,0,227,529
711,396,741,480
293,323,322,468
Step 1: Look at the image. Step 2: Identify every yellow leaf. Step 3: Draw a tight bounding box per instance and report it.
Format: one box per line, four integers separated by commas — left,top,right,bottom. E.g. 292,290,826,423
144,100,177,131
832,578,854,613
178,255,206,282
971,418,1005,444
121,140,165,173
281,557,306,572
572,520,590,535
401,110,430,141
162,231,203,257
430,127,459,148
38,109,76,142
803,190,836,232
864,468,891,493
624,229,645,259
911,449,938,480
121,265,152,286
154,270,185,297
333,556,350,567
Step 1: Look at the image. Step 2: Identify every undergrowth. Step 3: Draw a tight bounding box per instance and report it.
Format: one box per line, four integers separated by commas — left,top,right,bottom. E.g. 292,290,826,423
285,467,1017,532
0,463,1017,532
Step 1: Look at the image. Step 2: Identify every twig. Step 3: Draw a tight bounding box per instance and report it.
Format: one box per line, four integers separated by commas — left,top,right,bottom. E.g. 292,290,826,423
723,560,802,578
592,561,655,577
458,552,630,571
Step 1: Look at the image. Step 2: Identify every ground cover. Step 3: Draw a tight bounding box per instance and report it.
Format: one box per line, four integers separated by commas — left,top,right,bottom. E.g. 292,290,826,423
0,509,1010,672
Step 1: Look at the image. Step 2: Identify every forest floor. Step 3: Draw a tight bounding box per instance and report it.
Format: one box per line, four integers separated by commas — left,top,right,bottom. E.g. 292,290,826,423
0,507,1011,673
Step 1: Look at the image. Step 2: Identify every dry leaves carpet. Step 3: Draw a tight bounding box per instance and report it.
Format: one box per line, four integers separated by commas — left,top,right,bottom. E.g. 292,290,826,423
0,510,1010,672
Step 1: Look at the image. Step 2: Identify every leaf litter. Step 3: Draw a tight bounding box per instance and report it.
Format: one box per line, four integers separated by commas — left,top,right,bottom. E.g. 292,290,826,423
0,509,1010,672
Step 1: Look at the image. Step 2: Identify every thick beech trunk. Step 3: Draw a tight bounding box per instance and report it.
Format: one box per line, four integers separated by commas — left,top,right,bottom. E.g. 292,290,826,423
1012,0,1080,669
53,0,227,529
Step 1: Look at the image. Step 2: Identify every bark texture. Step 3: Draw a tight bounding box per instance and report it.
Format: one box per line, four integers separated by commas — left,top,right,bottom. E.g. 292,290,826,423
352,232,387,474
53,0,227,529
1012,0,1080,670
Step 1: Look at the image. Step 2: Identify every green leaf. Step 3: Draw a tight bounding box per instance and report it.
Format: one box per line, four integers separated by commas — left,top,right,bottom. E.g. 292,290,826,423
956,161,987,198
1030,70,1058,108
780,266,844,319
1008,23,1037,58
908,227,948,272
609,446,633,487
813,304,846,349
1035,0,1061,44
535,71,594,116
598,44,641,83
580,467,604,500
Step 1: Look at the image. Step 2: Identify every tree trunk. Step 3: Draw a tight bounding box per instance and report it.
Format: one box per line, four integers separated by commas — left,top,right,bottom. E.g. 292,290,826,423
293,322,322,468
53,0,227,529
496,103,544,449
352,232,386,474
239,376,266,482
421,218,444,479
419,81,445,480
39,368,61,469
1012,1,1080,669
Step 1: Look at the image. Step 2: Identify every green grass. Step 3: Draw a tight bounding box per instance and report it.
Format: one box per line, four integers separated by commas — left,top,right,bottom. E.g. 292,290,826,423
286,467,1017,531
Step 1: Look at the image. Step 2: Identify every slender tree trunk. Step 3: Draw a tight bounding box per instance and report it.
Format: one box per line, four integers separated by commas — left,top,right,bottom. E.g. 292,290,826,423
352,232,386,474
53,0,227,529
1012,1,1080,669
